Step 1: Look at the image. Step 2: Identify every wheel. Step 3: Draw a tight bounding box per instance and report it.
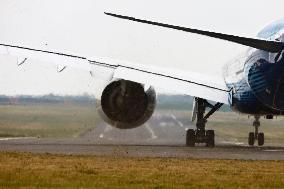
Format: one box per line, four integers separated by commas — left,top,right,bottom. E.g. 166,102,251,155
186,129,195,147
248,132,255,146
206,130,215,147
258,133,264,146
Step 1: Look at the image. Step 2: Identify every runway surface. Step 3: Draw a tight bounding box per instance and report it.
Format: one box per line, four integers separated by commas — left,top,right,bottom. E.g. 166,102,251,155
0,111,284,160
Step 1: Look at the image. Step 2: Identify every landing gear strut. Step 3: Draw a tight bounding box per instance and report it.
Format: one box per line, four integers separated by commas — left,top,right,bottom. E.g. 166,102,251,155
186,98,223,147
248,115,264,146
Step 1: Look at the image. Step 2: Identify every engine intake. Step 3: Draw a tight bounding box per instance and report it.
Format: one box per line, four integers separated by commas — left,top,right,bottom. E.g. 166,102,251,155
98,80,156,129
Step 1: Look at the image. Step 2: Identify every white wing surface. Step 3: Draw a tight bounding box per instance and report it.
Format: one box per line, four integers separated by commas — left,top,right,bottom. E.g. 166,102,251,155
0,43,230,104
0,44,92,71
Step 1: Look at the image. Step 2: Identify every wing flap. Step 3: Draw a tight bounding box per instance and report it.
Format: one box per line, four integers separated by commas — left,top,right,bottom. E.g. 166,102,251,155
113,64,229,104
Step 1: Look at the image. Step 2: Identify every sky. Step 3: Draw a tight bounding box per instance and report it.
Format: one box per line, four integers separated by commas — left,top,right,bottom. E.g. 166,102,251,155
0,0,284,96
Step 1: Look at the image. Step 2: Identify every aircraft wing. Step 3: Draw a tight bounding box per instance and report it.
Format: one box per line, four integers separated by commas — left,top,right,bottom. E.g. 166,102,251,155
0,43,230,104
105,12,284,53
0,43,93,71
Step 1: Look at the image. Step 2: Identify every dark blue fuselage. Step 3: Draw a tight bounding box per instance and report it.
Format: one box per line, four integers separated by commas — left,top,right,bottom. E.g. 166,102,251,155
224,18,284,115
225,53,284,115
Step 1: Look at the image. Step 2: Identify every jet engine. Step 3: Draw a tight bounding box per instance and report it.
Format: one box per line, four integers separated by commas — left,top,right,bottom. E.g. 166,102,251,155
97,80,156,129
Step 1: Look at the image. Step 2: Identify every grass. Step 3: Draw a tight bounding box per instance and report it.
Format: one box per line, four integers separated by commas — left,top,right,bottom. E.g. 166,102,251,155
0,103,98,138
0,152,283,189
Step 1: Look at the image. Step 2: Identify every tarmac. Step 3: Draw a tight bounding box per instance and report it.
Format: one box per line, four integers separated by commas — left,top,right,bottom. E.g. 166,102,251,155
0,111,284,160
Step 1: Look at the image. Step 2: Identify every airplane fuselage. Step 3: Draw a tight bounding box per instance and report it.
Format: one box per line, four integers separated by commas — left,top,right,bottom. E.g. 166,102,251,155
224,19,284,115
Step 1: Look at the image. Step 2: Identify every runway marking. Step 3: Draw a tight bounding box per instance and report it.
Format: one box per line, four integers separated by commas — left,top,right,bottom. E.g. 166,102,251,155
235,142,244,145
220,141,244,145
99,125,112,139
145,124,157,140
159,122,167,127
170,114,184,128
170,114,177,121
264,150,284,152
0,137,35,141
177,121,184,128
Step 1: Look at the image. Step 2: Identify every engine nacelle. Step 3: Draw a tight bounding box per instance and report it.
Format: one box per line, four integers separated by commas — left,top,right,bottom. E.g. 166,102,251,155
97,80,156,129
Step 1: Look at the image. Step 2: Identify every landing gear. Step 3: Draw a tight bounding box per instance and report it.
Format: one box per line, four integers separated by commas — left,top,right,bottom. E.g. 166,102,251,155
258,133,264,146
248,132,255,146
186,129,195,147
248,115,264,146
186,98,223,147
206,130,215,147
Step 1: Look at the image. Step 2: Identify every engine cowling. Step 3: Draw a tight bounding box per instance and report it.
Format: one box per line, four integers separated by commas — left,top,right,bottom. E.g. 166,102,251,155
97,80,156,129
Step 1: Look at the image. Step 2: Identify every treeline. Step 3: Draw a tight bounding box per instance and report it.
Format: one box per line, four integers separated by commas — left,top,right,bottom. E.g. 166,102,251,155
0,94,230,112
0,94,95,105
157,95,230,112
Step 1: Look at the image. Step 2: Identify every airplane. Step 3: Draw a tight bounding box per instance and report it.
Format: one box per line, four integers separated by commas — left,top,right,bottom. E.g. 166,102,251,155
1,12,284,147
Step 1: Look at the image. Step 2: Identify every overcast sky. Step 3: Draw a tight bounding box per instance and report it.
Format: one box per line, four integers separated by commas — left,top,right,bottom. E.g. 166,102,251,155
0,0,284,96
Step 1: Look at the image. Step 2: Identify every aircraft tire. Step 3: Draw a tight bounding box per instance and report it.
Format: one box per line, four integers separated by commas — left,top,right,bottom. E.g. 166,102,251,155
186,129,195,147
248,132,255,146
206,130,215,147
258,133,264,146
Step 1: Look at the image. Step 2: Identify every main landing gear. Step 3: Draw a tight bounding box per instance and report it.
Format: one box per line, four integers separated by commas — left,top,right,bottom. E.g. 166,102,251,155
186,98,223,147
248,115,264,146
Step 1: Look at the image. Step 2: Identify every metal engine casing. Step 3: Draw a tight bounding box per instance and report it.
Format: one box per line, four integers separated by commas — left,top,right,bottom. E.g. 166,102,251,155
97,80,156,129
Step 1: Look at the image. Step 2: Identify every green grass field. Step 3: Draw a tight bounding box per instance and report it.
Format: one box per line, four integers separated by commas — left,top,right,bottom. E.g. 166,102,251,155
0,152,283,189
0,103,98,138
